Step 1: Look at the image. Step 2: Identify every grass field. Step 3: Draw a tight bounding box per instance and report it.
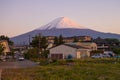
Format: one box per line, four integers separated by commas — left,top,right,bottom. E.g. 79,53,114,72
2,58,120,80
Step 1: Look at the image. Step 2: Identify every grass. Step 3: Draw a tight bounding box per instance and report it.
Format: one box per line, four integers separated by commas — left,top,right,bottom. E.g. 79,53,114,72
1,58,120,80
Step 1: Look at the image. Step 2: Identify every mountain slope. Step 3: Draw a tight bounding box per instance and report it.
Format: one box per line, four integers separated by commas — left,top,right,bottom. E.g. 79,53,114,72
11,17,120,45
37,17,86,30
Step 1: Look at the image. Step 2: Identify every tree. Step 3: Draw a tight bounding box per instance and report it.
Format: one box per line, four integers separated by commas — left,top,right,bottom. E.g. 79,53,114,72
30,35,41,48
41,36,48,49
113,48,120,61
30,35,48,49
93,37,106,44
41,50,49,58
58,35,64,45
105,38,120,46
24,48,39,59
0,35,13,45
0,43,5,56
30,35,49,59
73,36,78,42
54,37,59,45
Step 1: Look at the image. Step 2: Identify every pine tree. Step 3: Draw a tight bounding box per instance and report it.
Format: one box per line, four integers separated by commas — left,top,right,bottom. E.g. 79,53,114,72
30,35,48,49
59,35,64,45
30,35,40,48
54,37,59,45
41,36,48,49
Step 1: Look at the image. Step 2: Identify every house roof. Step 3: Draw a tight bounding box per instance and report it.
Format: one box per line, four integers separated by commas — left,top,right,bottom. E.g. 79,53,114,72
64,44,89,49
49,43,90,50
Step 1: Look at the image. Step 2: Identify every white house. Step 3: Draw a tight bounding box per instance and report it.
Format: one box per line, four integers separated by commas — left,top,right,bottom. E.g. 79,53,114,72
49,44,91,59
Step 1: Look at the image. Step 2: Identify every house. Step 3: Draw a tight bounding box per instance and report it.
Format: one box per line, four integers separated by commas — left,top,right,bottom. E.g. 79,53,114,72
49,44,91,59
97,44,109,51
63,37,74,43
0,40,10,55
76,36,92,42
63,36,92,43
45,36,56,43
66,42,97,51
77,42,97,50
45,36,92,44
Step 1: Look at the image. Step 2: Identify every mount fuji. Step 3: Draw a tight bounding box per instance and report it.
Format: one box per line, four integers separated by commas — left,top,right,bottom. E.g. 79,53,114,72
11,17,120,45
37,17,86,30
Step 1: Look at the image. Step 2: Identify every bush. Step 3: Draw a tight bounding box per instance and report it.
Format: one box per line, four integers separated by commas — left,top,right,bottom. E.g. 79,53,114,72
66,59,74,62
24,48,39,59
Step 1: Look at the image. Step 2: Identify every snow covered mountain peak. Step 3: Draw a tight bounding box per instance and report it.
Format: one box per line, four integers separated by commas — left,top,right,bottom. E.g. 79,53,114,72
37,17,86,30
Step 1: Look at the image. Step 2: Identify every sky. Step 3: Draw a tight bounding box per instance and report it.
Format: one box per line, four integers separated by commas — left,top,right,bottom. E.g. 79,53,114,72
0,0,120,37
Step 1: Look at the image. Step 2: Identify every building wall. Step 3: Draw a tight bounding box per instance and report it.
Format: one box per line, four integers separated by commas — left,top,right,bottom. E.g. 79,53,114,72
50,45,77,59
89,43,97,50
0,40,10,55
77,49,90,58
63,39,74,43
84,36,92,41
50,45,91,59
77,42,97,51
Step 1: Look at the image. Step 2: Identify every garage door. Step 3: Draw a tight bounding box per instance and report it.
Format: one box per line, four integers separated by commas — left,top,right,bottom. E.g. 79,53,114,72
51,54,63,59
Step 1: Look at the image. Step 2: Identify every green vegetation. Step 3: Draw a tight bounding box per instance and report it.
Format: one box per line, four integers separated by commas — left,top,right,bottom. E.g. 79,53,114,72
113,48,120,55
54,35,64,45
0,35,13,45
105,38,120,46
113,48,120,61
24,48,49,60
54,36,59,46
73,36,79,42
58,35,64,45
24,48,39,59
2,58,120,80
93,37,120,45
30,35,48,49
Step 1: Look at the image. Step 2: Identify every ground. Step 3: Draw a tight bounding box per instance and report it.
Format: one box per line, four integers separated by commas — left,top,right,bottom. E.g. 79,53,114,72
1,58,120,80
0,59,38,80
0,60,38,69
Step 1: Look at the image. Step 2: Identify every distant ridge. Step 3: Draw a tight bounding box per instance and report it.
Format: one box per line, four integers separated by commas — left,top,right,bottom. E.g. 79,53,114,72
11,17,120,45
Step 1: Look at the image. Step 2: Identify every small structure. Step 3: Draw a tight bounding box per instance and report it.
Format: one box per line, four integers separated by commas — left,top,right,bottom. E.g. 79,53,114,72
97,44,109,51
66,42,97,51
45,36,92,44
49,44,91,59
76,42,97,51
0,40,10,55
45,36,56,43
63,36,92,43
46,42,54,50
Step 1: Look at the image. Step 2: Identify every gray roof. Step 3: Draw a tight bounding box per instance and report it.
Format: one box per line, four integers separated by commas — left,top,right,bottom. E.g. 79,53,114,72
64,44,89,49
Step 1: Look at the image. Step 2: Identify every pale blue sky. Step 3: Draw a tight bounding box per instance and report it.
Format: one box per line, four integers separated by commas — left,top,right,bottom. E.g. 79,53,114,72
0,0,120,37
